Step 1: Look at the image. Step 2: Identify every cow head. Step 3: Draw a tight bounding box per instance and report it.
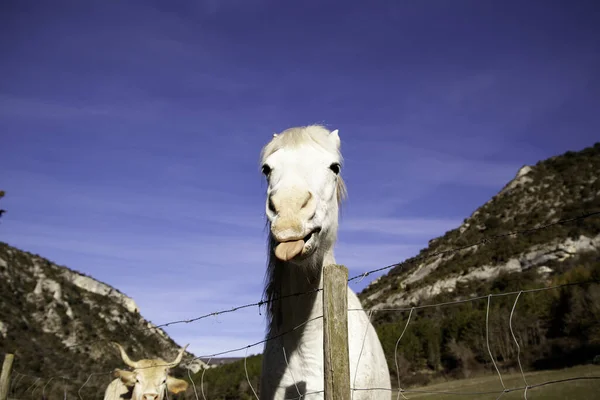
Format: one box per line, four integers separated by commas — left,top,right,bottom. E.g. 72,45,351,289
112,342,189,400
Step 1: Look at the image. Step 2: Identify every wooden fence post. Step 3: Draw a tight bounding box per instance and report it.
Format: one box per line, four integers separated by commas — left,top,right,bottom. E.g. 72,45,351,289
0,353,14,400
323,264,351,400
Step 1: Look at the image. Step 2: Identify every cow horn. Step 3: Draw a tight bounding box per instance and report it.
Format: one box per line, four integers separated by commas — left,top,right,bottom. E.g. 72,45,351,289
113,342,139,368
168,344,189,367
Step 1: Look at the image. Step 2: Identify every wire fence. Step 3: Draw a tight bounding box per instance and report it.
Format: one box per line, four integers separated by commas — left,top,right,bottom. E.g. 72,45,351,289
352,279,600,399
3,211,600,399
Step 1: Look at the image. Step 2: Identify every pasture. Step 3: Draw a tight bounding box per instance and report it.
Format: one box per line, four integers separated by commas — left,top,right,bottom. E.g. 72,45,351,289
407,364,600,399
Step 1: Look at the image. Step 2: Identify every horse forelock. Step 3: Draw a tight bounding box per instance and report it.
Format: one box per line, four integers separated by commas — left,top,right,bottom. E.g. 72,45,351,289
260,125,340,163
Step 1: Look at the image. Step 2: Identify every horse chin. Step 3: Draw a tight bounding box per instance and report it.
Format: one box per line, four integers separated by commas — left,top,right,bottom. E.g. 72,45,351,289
285,229,321,263
299,236,318,259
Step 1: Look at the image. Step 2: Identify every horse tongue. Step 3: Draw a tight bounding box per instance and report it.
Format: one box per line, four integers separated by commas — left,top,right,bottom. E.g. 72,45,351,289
274,240,305,261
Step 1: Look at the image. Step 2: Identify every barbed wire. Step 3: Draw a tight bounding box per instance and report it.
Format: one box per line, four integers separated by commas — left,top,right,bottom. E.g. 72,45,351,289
5,314,326,393
194,315,323,360
5,210,600,399
59,210,600,353
8,276,600,399
63,287,322,350
350,376,600,396
349,277,600,398
349,278,600,313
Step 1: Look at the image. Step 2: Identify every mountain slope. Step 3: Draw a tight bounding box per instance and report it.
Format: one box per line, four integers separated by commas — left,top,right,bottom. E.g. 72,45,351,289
360,142,600,309
0,243,204,399
355,142,600,387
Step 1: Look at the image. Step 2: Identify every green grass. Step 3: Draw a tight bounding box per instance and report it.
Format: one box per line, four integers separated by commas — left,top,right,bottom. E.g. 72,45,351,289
402,365,600,399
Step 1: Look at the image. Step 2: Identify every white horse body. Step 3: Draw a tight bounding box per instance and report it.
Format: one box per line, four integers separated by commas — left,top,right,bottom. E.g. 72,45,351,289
258,126,391,399
261,279,390,399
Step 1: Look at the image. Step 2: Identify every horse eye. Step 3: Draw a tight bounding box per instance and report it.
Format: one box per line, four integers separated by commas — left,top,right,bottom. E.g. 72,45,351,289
261,164,271,176
329,163,341,175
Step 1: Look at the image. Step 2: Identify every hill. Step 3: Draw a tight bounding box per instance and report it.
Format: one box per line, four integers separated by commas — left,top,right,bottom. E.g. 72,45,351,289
0,243,205,399
357,142,600,387
359,142,600,308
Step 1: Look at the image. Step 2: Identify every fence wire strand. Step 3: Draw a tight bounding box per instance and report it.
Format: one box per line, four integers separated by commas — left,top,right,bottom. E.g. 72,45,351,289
56,211,600,354
350,375,600,395
508,290,529,399
7,279,600,399
354,279,600,398
5,211,600,399
394,307,414,400
486,295,506,391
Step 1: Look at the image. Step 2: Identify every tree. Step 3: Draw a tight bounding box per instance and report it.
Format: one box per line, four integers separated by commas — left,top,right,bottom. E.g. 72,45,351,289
0,190,5,221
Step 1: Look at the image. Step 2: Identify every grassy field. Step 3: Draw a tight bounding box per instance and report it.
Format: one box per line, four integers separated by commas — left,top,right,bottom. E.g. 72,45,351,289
400,364,600,399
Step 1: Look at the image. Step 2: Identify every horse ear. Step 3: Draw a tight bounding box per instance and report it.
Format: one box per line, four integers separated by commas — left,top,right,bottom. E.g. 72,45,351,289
330,129,340,149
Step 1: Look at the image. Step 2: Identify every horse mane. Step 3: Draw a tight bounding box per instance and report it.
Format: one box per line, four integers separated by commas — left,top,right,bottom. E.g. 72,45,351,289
262,233,325,331
262,235,286,329
259,125,347,330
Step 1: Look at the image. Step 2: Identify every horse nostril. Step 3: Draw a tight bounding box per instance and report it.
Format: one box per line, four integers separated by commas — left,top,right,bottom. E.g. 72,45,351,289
301,192,313,209
268,196,277,214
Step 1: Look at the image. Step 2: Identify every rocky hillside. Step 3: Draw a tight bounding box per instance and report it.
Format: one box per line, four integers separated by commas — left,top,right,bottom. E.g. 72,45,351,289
356,142,600,387
0,243,205,399
359,142,600,308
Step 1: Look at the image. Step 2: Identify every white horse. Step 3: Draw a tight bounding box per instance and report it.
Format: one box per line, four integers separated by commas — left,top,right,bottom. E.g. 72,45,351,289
258,125,391,399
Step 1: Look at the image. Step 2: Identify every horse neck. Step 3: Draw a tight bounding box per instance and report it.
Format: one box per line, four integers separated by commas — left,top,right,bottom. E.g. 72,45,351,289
264,243,336,337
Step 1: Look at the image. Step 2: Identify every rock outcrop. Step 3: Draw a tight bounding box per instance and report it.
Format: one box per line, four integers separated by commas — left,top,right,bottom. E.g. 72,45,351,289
360,142,600,310
0,242,207,395
369,234,600,309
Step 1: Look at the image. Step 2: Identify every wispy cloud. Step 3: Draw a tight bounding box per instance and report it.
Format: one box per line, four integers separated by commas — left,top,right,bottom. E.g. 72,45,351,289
120,286,267,357
338,139,521,218
2,169,265,229
5,222,266,272
3,217,271,357
0,95,117,119
337,242,422,273
340,217,460,237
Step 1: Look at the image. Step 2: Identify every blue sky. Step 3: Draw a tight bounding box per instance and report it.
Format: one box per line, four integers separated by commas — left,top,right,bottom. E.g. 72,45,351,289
1,0,599,359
